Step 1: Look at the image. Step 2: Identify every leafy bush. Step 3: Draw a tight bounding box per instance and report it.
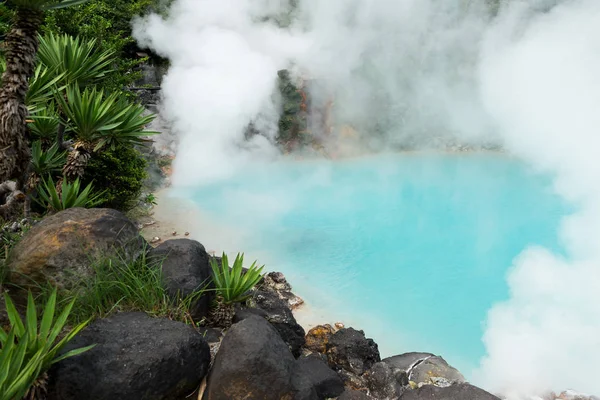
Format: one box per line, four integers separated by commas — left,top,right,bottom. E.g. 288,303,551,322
210,253,265,304
0,289,94,400
64,250,205,324
30,141,66,178
35,176,104,211
82,144,147,211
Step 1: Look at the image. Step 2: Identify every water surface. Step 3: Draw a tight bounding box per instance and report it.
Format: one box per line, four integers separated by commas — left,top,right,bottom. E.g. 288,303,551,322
184,153,569,376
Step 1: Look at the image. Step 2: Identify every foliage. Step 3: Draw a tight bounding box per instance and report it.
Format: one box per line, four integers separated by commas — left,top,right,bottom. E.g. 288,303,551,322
43,0,169,91
63,250,206,324
30,140,66,177
0,288,94,400
28,104,60,141
35,175,104,211
56,85,157,150
210,253,265,305
82,144,147,211
37,32,115,87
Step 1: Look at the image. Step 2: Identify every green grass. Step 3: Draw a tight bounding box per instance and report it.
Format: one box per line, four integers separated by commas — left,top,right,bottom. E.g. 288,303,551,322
52,250,206,325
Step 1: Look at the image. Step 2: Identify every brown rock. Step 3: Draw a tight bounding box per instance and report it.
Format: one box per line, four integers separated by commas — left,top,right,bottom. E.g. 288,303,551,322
305,324,335,354
7,208,145,291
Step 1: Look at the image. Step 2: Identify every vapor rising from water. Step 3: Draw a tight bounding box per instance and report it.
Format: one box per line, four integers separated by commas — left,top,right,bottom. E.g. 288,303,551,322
134,0,600,397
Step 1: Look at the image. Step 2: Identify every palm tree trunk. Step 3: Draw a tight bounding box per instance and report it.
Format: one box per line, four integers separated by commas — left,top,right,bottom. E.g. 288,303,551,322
0,9,44,186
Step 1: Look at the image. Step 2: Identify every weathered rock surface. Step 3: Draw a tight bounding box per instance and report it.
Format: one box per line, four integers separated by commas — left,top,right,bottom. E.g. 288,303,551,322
205,315,298,399
305,324,335,354
249,289,306,357
383,353,464,387
293,355,344,399
338,389,373,400
148,239,214,319
48,312,210,400
365,362,404,399
7,208,144,290
326,328,381,375
400,383,500,400
260,271,305,309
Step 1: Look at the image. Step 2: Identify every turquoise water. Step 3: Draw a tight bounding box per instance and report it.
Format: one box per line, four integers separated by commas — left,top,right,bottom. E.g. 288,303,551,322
185,153,569,376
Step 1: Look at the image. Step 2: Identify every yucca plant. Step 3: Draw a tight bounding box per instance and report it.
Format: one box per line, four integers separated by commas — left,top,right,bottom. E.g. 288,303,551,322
37,32,115,88
35,175,104,211
0,288,95,400
28,104,61,141
56,85,157,180
28,141,66,190
25,64,64,113
208,253,265,328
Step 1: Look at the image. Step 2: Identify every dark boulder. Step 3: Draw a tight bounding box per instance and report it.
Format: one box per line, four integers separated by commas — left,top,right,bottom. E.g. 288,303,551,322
204,315,298,399
400,383,501,400
326,328,380,375
249,289,306,357
7,208,144,291
293,355,344,399
48,312,210,400
365,362,403,399
148,239,214,320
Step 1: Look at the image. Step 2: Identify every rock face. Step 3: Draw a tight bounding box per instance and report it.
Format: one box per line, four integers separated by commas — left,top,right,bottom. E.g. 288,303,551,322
206,316,342,400
148,239,214,319
249,289,306,357
305,324,335,354
294,355,345,399
365,362,403,399
204,315,298,399
48,312,210,400
326,328,381,376
400,383,501,400
383,353,465,387
7,208,144,290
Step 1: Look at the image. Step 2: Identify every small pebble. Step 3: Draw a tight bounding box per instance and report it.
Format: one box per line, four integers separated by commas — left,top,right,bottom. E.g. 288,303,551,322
185,232,190,236
172,231,177,236
334,322,345,330
150,236,161,243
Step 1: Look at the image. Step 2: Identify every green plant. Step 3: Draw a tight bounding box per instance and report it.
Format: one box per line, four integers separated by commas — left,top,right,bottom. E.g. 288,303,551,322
0,288,94,400
64,250,206,324
37,32,116,87
144,193,157,206
30,141,66,177
28,104,61,141
82,144,147,210
35,175,104,211
210,253,265,304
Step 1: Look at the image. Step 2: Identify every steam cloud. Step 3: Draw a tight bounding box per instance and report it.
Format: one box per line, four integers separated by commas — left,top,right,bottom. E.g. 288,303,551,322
134,0,600,397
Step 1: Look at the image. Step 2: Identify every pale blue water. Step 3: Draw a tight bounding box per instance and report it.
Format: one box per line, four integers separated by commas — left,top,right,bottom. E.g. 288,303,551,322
184,153,569,377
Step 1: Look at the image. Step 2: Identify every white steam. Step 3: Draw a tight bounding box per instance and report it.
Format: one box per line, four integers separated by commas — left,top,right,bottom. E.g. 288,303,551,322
133,0,600,397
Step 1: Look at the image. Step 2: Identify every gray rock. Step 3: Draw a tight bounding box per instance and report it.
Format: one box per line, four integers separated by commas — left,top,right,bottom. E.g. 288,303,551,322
326,328,381,375
249,289,306,357
365,362,403,399
383,353,464,386
7,208,145,291
148,239,214,320
338,389,373,400
48,312,210,400
293,354,344,399
204,315,298,399
400,383,500,400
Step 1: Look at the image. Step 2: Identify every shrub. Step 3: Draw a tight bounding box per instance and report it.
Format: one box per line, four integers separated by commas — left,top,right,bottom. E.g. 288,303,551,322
210,253,265,305
81,144,147,211
35,176,105,212
0,289,94,400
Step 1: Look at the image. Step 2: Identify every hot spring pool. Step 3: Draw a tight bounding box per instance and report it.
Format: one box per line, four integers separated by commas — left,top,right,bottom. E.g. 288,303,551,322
179,153,569,376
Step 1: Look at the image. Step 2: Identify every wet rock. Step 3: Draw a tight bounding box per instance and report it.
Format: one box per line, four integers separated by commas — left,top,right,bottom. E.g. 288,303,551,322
293,354,344,399
383,353,464,387
148,239,214,320
305,324,335,354
326,328,381,375
7,208,144,291
249,289,306,357
48,312,210,400
400,383,500,400
365,362,403,399
204,315,298,399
